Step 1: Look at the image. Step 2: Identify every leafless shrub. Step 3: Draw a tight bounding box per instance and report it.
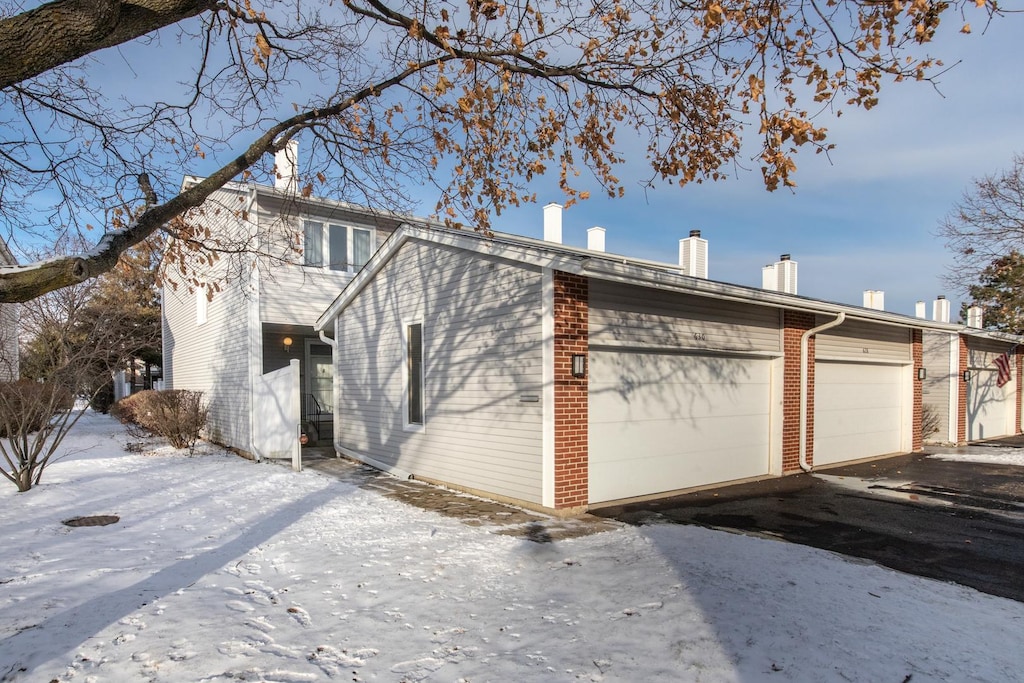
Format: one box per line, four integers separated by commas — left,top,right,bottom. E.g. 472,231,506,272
0,380,76,492
113,389,209,454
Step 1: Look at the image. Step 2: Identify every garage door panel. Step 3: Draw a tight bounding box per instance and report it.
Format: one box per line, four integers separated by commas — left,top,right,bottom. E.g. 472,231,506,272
967,369,1012,440
589,351,771,504
815,362,904,466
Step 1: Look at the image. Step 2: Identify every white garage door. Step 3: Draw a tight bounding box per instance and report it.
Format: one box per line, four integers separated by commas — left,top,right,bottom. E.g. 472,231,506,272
967,368,1012,441
588,350,771,504
814,361,904,467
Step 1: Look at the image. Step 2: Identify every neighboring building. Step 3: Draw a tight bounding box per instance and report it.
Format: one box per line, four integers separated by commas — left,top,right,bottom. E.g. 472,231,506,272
161,145,405,457
314,207,988,514
0,238,18,381
922,300,1022,445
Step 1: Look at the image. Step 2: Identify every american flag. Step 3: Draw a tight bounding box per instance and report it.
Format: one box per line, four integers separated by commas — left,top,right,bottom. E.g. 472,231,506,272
994,352,1012,388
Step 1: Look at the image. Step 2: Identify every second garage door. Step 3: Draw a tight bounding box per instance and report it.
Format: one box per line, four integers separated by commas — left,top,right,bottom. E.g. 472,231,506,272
814,361,905,466
588,350,772,504
966,368,1013,441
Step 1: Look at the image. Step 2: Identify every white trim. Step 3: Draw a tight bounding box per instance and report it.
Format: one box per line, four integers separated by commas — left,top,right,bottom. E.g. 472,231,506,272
541,268,555,509
303,218,376,273
334,444,414,480
948,333,960,443
247,255,262,459
588,342,782,359
814,355,912,366
402,319,425,432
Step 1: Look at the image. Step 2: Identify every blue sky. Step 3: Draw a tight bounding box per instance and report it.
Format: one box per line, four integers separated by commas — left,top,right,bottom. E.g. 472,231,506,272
481,14,1024,319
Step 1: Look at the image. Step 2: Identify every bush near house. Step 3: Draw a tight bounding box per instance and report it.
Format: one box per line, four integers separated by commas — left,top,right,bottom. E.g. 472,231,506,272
0,380,74,439
112,389,208,452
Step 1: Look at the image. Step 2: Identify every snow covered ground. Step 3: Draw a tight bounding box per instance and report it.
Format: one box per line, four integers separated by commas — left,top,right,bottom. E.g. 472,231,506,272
2,412,1024,682
929,448,1024,468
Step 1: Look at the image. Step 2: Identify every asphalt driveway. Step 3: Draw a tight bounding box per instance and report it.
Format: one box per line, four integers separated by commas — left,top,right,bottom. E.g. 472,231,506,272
592,447,1024,603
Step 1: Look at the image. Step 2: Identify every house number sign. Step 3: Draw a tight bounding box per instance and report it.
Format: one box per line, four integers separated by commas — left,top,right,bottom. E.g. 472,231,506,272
693,332,707,341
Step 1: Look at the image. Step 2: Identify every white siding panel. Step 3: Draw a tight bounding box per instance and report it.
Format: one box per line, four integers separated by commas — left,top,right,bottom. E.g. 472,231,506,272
335,240,544,504
921,331,954,442
0,303,18,381
162,188,254,452
815,318,911,362
589,280,781,354
589,350,771,503
814,361,904,465
261,267,357,325
967,337,1014,369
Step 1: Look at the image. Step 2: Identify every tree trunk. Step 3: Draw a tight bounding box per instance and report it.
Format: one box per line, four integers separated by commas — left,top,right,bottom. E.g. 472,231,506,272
0,0,212,89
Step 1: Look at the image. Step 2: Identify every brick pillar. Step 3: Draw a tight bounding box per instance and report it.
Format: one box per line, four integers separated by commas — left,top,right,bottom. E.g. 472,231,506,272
957,335,968,444
1017,349,1023,435
553,271,588,510
783,311,816,473
912,329,923,452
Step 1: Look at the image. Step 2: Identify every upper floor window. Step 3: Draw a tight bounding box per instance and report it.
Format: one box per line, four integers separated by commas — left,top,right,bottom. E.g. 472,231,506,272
303,220,373,272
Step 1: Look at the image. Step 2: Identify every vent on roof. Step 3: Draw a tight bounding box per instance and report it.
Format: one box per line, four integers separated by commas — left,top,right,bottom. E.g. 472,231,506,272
863,290,885,311
762,254,797,294
932,295,950,324
966,305,984,329
274,140,298,193
543,203,563,244
679,230,708,279
587,226,606,252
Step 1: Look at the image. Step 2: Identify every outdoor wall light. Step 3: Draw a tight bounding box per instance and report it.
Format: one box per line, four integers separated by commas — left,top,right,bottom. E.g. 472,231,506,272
963,370,971,382
571,354,587,378
917,367,927,381
283,336,293,353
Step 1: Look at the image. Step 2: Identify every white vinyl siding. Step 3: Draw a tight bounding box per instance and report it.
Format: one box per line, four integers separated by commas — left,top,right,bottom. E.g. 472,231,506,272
0,302,18,381
589,279,781,354
814,361,905,465
815,318,911,363
161,187,254,452
335,240,545,504
589,350,772,503
921,331,955,442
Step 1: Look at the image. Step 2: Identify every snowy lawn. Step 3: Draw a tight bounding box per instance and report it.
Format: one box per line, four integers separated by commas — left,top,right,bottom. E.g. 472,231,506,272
2,413,1023,682
929,448,1024,468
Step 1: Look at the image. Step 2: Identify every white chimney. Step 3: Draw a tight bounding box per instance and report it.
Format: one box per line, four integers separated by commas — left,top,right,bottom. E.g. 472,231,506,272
863,290,885,311
775,254,798,294
274,139,298,193
932,296,950,324
967,305,984,329
678,230,708,279
915,301,926,318
587,226,606,252
543,203,563,244
762,264,777,290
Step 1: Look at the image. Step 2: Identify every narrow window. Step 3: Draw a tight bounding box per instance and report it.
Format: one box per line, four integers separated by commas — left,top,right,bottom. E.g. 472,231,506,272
303,220,323,266
406,323,423,426
352,228,372,269
328,224,348,271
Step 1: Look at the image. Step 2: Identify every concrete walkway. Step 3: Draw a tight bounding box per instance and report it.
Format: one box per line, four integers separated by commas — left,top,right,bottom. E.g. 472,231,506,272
299,449,620,543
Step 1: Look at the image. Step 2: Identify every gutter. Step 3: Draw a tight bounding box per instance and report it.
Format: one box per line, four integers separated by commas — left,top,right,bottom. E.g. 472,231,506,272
800,311,846,472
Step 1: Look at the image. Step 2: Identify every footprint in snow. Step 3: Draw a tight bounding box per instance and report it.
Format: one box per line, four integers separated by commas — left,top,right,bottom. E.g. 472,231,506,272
226,600,256,613
307,644,379,677
390,657,446,681
287,605,312,627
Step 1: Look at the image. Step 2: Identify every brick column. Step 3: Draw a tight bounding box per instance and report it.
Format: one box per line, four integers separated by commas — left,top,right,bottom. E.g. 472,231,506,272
912,329,923,452
783,311,816,473
957,335,968,444
553,271,588,510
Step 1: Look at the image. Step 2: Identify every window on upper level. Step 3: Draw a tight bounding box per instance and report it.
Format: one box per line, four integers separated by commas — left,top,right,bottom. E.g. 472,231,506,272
303,220,373,272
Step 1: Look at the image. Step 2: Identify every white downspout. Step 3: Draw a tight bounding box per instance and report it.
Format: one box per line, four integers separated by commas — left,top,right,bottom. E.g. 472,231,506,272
318,326,339,454
799,311,846,472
